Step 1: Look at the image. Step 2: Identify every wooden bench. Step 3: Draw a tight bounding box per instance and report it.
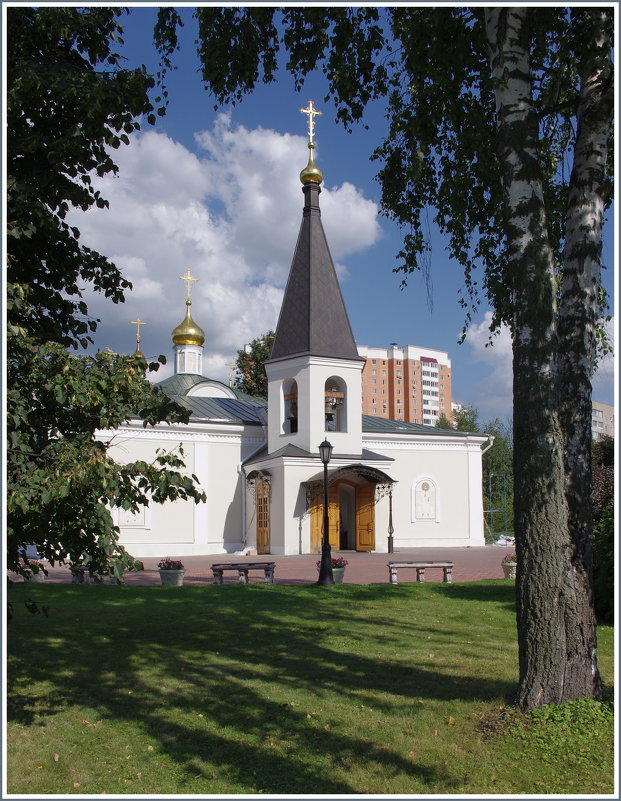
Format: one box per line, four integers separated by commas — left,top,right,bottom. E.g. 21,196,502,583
211,562,276,585
388,561,453,584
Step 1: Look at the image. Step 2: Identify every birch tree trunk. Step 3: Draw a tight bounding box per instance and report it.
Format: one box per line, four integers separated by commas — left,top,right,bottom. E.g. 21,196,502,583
556,8,612,701
485,6,602,709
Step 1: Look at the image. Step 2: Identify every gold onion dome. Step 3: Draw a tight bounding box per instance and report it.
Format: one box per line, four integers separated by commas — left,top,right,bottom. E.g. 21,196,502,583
172,301,205,346
299,143,323,185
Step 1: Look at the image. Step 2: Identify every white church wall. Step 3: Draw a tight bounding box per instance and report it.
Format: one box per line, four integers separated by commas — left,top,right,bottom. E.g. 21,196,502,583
363,434,487,548
265,463,287,554
102,433,196,554
282,462,314,555
206,440,245,554
98,424,265,558
244,456,315,555
373,489,390,552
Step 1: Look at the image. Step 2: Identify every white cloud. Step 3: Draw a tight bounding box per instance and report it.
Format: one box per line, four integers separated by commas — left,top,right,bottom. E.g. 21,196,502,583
462,313,513,419
111,256,164,301
71,118,381,382
463,313,616,419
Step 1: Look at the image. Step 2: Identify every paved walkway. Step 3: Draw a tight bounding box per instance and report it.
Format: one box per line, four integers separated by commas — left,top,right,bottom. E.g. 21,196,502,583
12,545,515,586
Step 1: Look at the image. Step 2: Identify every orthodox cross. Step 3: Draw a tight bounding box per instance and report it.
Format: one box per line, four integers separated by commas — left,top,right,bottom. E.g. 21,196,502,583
300,100,322,145
131,318,146,348
179,268,198,301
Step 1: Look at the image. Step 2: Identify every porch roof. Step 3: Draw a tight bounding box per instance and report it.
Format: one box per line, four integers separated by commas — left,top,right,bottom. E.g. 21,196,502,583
243,445,393,467
303,463,396,488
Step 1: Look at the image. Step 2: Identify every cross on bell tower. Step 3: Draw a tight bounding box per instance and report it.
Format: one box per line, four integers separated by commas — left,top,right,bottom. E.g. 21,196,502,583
300,100,322,145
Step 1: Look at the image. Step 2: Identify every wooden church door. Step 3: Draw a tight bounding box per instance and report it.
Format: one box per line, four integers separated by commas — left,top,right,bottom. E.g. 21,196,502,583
256,480,270,554
310,484,340,552
355,483,375,551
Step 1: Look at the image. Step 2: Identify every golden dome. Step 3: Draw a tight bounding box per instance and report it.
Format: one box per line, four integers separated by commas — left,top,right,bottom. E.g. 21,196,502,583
172,301,205,346
300,143,323,185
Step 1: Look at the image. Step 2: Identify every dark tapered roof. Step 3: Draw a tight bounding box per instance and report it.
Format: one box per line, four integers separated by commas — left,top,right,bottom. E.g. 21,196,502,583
269,183,363,363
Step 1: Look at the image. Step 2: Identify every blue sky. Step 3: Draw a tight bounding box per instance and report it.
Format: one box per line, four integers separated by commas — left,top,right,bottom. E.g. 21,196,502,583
74,6,615,421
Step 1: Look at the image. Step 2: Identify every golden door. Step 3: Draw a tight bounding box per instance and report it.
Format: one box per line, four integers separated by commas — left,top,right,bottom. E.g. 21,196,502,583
356,483,375,551
310,484,340,552
256,480,270,554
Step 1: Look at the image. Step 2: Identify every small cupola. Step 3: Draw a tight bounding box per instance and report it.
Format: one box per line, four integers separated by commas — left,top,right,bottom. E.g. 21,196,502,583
172,269,205,375
172,301,205,347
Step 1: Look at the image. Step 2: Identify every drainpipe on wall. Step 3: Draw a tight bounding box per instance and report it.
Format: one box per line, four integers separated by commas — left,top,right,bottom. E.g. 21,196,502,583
481,434,495,455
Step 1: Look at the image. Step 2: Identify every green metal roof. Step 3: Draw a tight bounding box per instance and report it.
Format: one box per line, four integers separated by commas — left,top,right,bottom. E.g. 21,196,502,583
153,375,474,435
156,373,261,403
156,373,267,425
166,395,266,425
361,415,471,436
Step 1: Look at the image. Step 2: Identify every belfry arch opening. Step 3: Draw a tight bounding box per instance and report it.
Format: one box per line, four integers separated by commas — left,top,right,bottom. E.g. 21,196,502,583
324,376,346,432
283,379,298,434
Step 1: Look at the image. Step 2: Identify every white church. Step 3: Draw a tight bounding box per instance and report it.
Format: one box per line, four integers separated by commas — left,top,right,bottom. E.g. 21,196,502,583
101,109,492,558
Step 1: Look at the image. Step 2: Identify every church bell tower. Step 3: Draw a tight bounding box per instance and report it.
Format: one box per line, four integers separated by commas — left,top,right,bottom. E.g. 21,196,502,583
265,102,364,457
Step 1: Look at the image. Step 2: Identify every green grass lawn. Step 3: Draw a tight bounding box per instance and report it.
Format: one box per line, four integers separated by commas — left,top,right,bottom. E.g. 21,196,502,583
7,581,614,795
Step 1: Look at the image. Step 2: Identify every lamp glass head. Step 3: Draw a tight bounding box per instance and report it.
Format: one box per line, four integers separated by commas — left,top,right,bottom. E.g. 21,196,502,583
319,440,333,464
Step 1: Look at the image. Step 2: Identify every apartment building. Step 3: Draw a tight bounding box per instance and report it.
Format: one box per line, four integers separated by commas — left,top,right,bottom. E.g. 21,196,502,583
358,343,452,426
592,400,615,440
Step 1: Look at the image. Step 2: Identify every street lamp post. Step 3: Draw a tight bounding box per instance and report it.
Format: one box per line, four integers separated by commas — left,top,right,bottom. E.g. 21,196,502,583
317,439,334,586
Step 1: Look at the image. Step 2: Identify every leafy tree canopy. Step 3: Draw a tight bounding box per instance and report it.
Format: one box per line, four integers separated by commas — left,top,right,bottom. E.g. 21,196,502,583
234,330,275,399
7,7,204,579
482,418,515,535
452,404,479,433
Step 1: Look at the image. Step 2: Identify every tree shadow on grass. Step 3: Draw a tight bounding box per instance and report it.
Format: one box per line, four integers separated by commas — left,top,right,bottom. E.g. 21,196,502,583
8,583,519,794
426,580,517,608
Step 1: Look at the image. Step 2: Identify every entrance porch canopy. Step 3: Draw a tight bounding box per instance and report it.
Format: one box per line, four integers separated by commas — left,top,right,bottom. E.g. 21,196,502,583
304,463,396,493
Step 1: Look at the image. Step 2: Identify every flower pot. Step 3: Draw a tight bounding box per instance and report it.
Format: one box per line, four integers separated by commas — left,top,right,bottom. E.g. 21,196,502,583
502,562,517,579
332,567,346,584
159,569,185,586
316,566,346,584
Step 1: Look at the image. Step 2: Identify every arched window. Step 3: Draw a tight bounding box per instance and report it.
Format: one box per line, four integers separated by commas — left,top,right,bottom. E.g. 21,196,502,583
324,377,347,432
282,379,298,434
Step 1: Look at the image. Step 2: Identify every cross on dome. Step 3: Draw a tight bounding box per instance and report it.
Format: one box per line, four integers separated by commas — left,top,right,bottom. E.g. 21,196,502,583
300,100,322,145
131,318,146,345
179,268,198,301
